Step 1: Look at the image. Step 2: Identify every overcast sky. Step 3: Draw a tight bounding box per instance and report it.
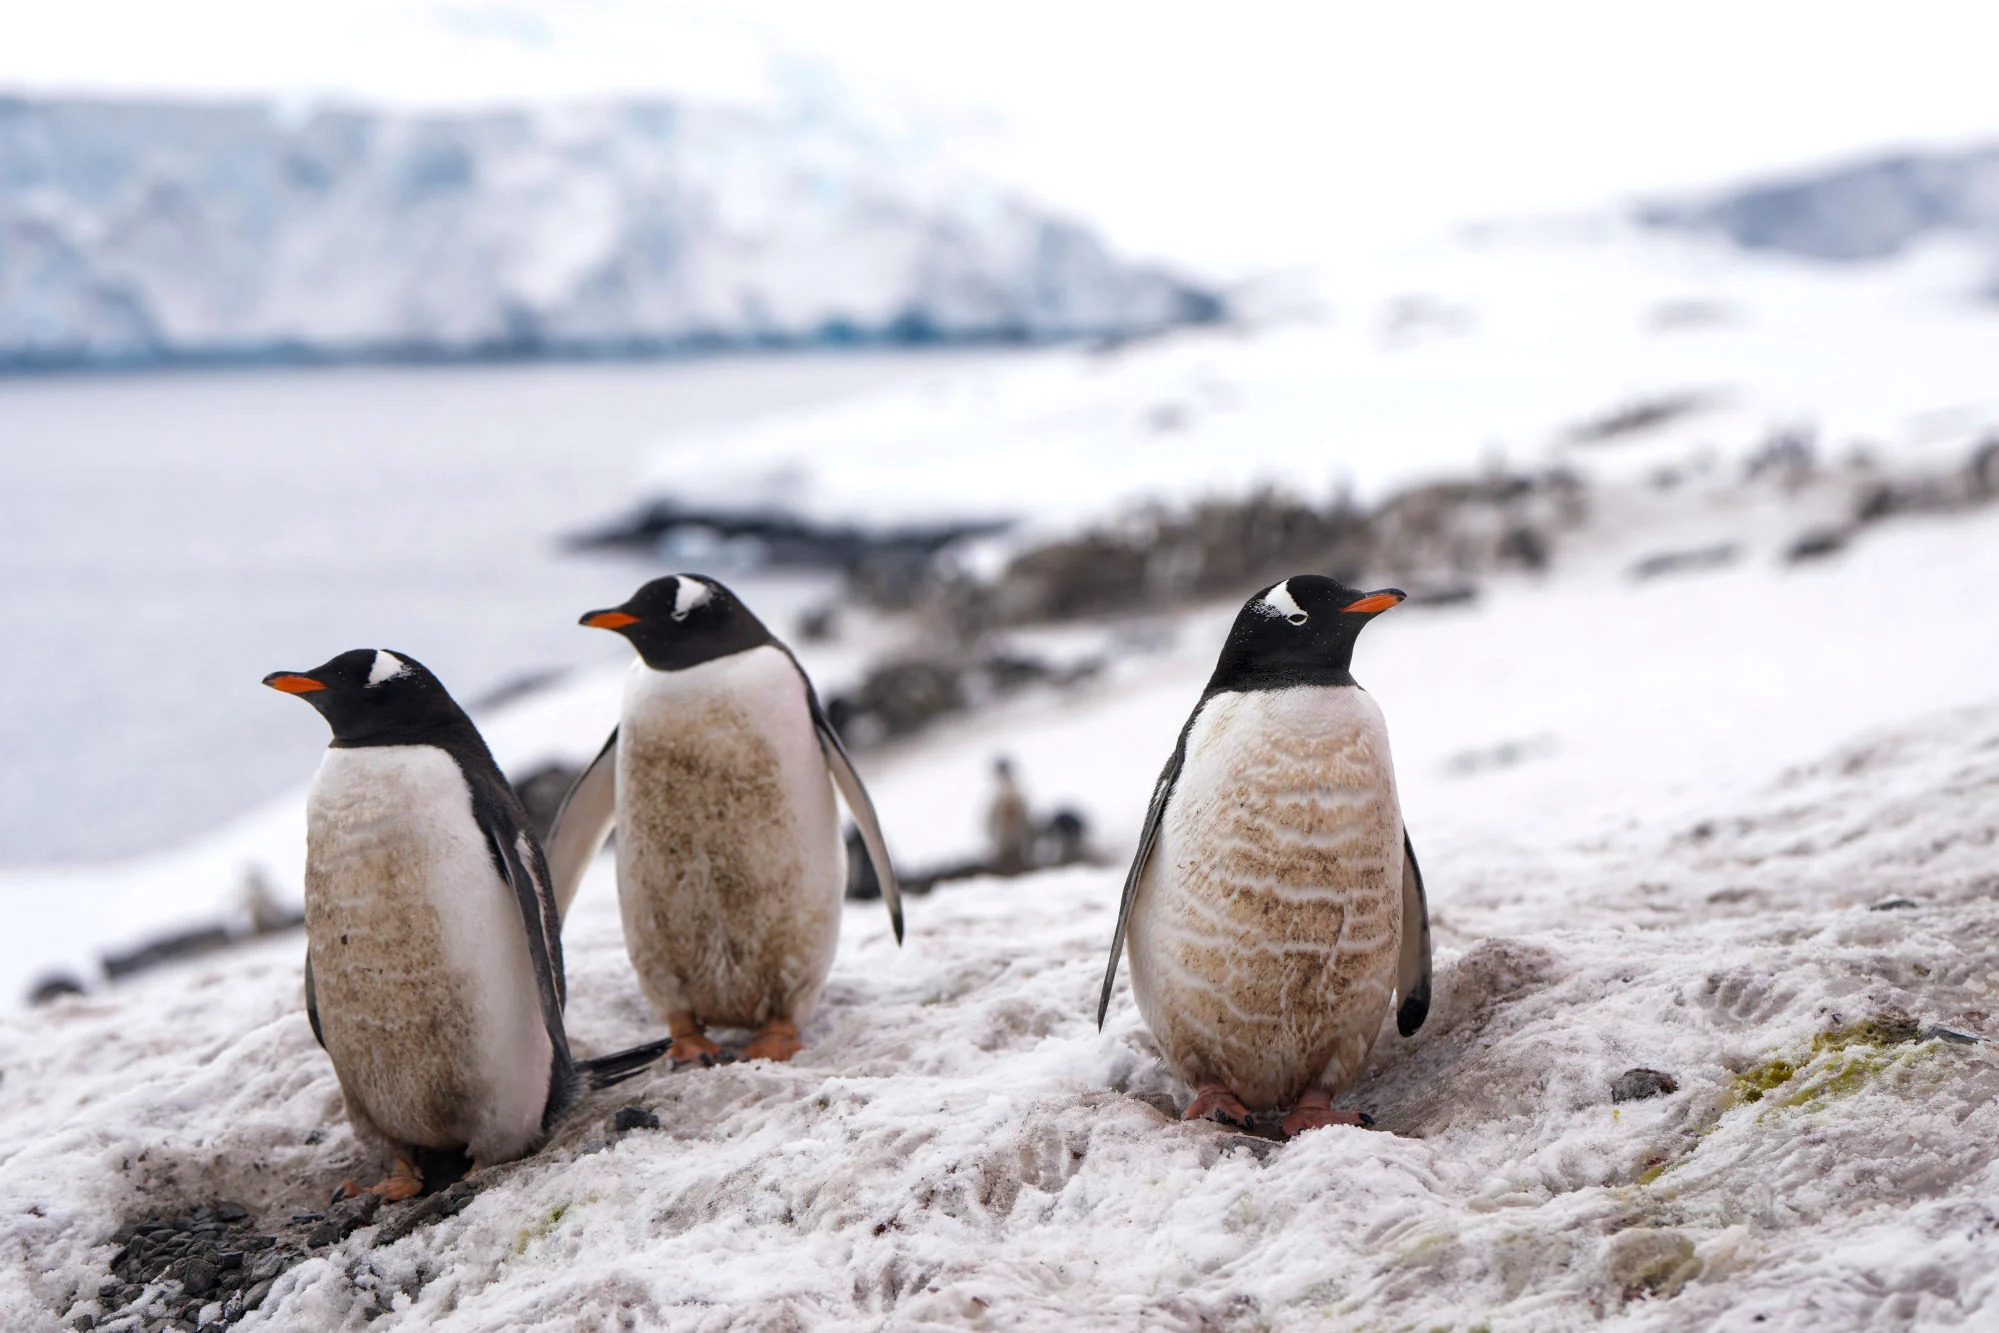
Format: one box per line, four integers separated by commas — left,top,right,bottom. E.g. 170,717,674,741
7,1,1999,272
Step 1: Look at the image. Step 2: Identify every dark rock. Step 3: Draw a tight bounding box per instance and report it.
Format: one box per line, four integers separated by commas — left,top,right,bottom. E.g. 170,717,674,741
1785,527,1848,562
1870,897,1919,911
305,1192,380,1248
1611,1068,1680,1103
213,1202,248,1224
372,1179,480,1249
171,1255,220,1296
1565,391,1718,445
1919,1026,1982,1045
613,1105,661,1133
241,1278,276,1312
102,928,235,981
27,972,86,1005
1629,543,1740,580
216,1251,243,1271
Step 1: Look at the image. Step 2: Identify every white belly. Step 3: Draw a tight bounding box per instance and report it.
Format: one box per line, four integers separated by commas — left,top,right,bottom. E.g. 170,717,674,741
304,745,552,1161
614,645,845,1029
1127,686,1404,1110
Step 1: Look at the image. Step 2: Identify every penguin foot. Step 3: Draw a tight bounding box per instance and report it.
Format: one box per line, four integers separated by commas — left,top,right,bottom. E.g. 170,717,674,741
1281,1090,1366,1138
1183,1084,1254,1129
743,1019,803,1063
338,1157,424,1203
666,1013,722,1066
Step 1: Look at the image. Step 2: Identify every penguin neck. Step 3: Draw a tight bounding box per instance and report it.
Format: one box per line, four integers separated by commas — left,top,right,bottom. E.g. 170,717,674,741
1203,648,1358,699
327,711,495,768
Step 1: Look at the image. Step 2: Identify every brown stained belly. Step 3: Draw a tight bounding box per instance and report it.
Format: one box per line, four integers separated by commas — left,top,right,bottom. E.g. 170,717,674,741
1138,724,1402,1109
618,698,835,1028
306,833,478,1150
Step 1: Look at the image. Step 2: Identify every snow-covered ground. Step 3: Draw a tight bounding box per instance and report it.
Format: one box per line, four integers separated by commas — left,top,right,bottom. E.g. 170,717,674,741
4,479,1998,1327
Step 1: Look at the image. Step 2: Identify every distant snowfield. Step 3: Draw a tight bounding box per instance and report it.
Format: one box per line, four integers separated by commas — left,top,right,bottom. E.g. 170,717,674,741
640,224,1999,530
3,489,1999,1328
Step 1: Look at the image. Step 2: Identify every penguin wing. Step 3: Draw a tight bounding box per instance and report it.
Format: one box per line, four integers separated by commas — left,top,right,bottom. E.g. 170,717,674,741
798,674,904,945
477,809,573,1062
1396,830,1433,1037
303,954,325,1051
546,728,618,923
1097,729,1190,1029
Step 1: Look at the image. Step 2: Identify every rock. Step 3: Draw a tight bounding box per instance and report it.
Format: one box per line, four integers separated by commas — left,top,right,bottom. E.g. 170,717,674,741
241,1278,276,1312
372,1179,479,1249
1629,543,1740,581
1919,1026,1982,1045
27,972,86,1005
1784,527,1848,562
171,1256,220,1296
1611,1068,1680,1103
305,1192,380,1248
613,1105,661,1133
1870,897,1919,911
1607,1227,1700,1300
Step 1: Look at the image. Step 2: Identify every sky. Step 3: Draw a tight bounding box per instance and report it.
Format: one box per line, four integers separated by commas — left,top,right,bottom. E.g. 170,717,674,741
5,1,1999,273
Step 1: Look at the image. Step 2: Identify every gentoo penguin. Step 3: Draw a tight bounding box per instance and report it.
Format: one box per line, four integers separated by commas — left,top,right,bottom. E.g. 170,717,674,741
1097,577,1432,1137
986,756,1033,874
545,574,902,1066
265,650,574,1198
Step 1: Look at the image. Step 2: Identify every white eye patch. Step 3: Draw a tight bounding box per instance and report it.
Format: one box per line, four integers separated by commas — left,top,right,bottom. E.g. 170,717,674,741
672,576,713,621
367,650,409,687
1258,580,1309,625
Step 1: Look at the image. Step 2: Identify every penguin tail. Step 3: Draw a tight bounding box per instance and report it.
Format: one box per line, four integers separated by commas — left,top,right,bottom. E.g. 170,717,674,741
577,1037,677,1091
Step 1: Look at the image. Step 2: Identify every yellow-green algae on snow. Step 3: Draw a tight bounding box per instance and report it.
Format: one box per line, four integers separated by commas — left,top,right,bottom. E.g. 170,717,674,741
1727,1012,1927,1112
1633,1014,1946,1187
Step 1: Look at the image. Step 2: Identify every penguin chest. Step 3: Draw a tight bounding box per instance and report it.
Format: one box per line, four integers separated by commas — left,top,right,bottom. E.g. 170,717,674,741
615,646,844,1027
303,746,550,1154
1128,687,1404,1109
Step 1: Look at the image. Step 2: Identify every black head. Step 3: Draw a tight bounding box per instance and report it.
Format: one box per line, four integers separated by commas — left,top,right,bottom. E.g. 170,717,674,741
1205,575,1406,695
263,649,474,748
580,574,776,671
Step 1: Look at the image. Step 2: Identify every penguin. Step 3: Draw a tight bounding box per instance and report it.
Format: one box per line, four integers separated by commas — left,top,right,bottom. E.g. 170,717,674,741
986,756,1033,874
545,574,902,1067
1096,576,1432,1137
265,649,574,1198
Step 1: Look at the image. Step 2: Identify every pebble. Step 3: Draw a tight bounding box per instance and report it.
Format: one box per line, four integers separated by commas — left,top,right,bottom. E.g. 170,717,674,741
613,1105,661,1133
1612,1068,1680,1102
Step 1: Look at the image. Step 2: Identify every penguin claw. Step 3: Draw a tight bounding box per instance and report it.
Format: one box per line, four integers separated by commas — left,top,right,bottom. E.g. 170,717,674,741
665,1013,722,1066
1183,1085,1254,1129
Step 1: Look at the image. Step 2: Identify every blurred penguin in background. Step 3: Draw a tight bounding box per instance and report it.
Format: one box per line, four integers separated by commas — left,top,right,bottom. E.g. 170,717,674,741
986,756,1034,874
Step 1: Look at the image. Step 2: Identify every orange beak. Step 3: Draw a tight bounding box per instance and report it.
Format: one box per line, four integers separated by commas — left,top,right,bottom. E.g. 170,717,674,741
582,610,640,630
1339,590,1407,614
263,672,326,694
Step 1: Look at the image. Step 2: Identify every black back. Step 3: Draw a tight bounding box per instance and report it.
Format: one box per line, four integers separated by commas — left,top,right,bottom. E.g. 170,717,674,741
581,574,777,671
266,648,577,1128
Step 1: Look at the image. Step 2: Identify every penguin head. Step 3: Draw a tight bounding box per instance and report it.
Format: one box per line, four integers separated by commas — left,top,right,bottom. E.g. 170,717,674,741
1207,575,1405,692
263,649,469,745
580,574,775,671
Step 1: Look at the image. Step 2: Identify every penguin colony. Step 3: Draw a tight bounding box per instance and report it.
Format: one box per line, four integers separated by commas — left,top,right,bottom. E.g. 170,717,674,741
266,572,1429,1197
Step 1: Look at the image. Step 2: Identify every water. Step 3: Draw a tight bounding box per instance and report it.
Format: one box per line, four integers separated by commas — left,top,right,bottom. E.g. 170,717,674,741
0,352,1003,865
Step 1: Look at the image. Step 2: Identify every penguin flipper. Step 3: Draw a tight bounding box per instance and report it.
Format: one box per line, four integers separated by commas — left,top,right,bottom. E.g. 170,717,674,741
1098,732,1188,1029
546,728,618,923
303,954,326,1051
478,814,573,1070
801,680,904,945
1396,830,1433,1037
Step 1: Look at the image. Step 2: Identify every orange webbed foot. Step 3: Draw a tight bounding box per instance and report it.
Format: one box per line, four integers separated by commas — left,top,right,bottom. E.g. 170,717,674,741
1281,1089,1367,1138
1183,1084,1254,1129
337,1157,423,1204
742,1019,802,1063
666,1013,722,1066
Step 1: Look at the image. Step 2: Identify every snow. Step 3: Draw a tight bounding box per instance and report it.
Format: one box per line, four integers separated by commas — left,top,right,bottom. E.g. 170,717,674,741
638,222,1999,533
4,484,1999,1326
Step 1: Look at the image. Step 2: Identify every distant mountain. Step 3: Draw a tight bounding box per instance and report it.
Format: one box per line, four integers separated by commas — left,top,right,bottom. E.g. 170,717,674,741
1642,144,1999,263
0,96,1218,368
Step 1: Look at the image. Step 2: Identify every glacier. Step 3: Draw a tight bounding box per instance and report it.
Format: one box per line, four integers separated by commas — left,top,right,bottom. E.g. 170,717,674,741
0,95,1218,368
